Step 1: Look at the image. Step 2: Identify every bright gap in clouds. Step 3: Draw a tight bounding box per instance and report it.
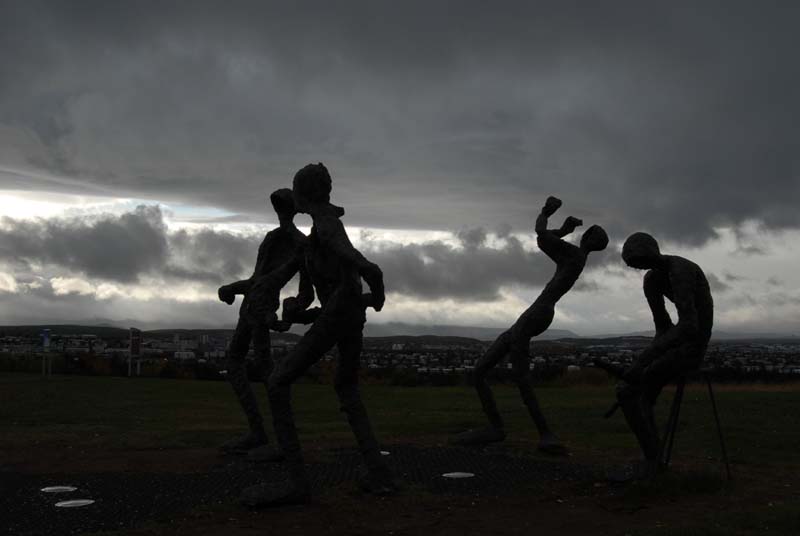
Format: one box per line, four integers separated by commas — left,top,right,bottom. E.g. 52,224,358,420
0,190,798,335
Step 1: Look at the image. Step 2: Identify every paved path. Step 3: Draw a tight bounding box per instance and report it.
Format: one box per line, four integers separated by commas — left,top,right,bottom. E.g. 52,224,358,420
3,445,597,535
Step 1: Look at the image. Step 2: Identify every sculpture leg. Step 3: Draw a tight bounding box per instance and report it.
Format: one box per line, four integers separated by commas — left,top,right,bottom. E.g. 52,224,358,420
639,343,705,465
614,346,693,480
241,318,336,507
221,317,267,453
509,332,566,455
246,325,285,463
617,381,660,463
335,331,396,494
451,330,510,445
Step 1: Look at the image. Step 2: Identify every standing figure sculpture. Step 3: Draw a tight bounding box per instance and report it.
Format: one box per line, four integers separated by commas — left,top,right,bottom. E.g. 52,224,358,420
217,188,313,460
241,163,394,507
614,232,713,478
454,196,608,454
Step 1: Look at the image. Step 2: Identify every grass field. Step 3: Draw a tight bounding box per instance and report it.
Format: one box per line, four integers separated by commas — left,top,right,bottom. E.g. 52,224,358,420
2,372,799,535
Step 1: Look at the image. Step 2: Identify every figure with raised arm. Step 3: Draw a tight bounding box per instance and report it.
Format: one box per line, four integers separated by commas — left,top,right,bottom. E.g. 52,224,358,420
612,232,713,478
454,196,608,454
217,188,313,461
240,163,393,507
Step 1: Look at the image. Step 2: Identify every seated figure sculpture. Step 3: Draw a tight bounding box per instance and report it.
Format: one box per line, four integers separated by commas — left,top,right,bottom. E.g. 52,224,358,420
613,232,713,478
454,196,608,453
240,163,394,507
217,188,313,459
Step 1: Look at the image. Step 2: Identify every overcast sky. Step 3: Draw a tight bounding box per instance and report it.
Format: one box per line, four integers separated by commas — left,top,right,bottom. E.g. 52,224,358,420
0,1,798,335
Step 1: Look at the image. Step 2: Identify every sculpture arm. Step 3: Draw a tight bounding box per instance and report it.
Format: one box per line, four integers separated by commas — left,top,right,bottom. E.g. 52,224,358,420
317,211,385,310
535,208,575,261
221,232,273,297
664,268,701,342
644,270,674,337
294,259,315,310
226,279,253,295
636,267,699,364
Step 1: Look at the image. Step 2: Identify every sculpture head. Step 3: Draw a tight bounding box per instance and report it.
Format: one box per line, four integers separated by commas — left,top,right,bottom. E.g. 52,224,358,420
622,232,662,269
292,162,332,214
269,188,296,221
580,224,609,253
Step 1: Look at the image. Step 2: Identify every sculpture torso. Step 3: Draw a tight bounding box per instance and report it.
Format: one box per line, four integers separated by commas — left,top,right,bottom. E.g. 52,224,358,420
305,212,363,307
241,225,306,315
648,255,714,343
534,233,587,308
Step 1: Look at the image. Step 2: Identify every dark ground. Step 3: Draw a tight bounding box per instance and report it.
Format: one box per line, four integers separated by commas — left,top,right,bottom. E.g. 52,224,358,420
2,374,799,535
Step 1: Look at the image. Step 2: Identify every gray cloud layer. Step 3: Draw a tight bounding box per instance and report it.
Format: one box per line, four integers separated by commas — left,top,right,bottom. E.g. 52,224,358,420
1,1,798,244
0,206,607,301
0,207,260,285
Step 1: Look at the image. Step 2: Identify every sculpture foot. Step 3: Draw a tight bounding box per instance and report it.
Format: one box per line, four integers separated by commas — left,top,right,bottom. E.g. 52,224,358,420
240,481,311,508
220,431,268,454
451,427,507,446
536,433,569,456
247,444,285,463
356,466,398,496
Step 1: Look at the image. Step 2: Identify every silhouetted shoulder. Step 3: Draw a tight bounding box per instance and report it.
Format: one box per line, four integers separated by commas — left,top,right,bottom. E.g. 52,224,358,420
643,268,668,288
665,255,706,280
314,208,347,243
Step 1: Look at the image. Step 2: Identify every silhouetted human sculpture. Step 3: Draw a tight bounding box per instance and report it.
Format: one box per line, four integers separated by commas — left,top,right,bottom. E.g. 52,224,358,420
454,197,608,454
217,189,313,460
240,163,394,507
613,232,713,478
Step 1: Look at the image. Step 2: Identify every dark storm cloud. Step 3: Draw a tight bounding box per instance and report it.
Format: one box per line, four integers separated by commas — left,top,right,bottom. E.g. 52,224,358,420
0,206,260,284
364,226,613,301
0,206,610,301
0,206,167,282
0,1,799,244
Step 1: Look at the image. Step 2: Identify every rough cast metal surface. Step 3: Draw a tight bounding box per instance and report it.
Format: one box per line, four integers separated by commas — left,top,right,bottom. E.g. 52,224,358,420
240,163,392,507
217,188,313,456
454,197,608,454
0,446,597,536
613,232,714,477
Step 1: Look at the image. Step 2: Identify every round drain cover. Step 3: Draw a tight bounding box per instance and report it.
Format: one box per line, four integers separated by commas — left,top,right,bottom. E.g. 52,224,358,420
442,472,475,479
55,499,95,508
41,486,77,493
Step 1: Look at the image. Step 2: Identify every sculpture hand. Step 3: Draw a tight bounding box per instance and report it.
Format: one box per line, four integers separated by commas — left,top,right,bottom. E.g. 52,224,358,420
562,216,583,234
362,292,385,312
218,285,235,305
362,263,385,311
282,296,302,323
543,196,562,216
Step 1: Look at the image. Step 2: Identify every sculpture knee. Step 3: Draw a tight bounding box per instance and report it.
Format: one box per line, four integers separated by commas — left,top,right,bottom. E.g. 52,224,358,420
334,377,361,409
267,366,292,393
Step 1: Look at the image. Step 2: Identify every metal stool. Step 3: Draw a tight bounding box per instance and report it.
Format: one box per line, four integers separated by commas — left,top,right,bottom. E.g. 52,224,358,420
658,368,731,479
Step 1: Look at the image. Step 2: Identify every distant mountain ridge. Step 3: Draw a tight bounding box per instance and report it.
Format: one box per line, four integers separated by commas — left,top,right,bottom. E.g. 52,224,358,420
355,322,579,341
2,323,796,342
588,330,799,340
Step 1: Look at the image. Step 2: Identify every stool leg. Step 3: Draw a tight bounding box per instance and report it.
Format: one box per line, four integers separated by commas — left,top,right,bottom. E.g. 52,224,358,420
705,373,732,480
663,381,685,468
